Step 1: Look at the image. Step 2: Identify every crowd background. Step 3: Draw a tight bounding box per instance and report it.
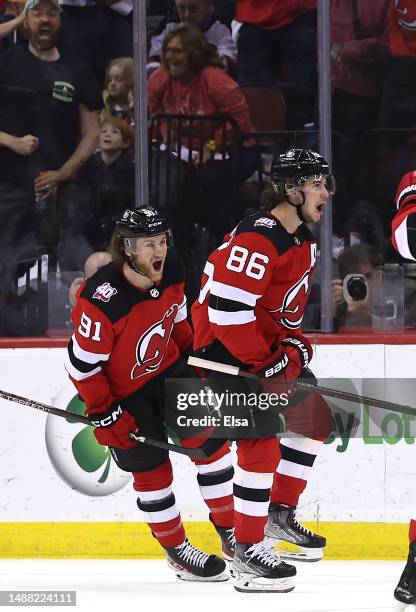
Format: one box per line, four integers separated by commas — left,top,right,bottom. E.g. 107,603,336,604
1,0,416,337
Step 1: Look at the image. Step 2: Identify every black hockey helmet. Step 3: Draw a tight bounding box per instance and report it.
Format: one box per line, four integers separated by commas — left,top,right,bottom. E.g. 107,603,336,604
116,206,172,244
271,148,335,196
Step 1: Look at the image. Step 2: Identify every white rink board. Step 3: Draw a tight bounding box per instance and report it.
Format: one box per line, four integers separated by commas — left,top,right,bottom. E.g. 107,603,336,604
1,344,416,523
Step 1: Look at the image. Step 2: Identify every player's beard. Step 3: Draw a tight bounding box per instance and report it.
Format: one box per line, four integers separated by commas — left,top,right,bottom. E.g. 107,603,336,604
130,254,165,283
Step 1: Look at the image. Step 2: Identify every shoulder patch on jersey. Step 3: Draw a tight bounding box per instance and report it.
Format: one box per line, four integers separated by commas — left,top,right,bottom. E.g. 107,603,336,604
92,282,118,303
80,254,185,324
254,216,277,229
236,212,294,256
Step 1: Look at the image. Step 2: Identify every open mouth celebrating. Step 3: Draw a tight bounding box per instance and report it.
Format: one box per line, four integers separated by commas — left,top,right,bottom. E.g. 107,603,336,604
152,260,163,272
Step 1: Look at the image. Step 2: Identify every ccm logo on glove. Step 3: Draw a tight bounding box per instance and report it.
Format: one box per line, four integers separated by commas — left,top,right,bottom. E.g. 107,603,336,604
90,405,123,427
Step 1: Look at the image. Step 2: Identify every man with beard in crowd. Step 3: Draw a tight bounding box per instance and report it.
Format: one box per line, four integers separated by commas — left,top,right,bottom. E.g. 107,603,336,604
0,0,101,334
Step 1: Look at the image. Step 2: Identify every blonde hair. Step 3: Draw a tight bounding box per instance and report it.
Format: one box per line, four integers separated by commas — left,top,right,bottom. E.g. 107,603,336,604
102,57,134,118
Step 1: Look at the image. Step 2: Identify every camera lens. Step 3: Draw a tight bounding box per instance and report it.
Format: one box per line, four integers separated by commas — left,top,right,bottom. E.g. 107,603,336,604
346,275,367,301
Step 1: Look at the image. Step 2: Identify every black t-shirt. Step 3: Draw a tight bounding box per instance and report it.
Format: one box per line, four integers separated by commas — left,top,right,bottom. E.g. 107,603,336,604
0,45,103,186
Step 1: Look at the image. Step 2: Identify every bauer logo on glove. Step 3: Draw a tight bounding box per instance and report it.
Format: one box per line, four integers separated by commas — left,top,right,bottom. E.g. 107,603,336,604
264,354,289,378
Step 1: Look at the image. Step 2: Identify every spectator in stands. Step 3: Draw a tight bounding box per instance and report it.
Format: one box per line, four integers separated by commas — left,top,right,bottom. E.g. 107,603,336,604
59,0,133,85
0,0,102,318
332,244,383,331
102,57,134,128
148,24,258,239
147,0,237,76
378,0,416,129
232,0,317,128
331,0,390,202
0,0,26,51
80,116,134,251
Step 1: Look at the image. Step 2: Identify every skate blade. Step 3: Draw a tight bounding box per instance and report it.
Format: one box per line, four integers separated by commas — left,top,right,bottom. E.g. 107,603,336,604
233,573,295,593
174,569,230,582
265,537,324,562
392,599,416,612
225,559,236,578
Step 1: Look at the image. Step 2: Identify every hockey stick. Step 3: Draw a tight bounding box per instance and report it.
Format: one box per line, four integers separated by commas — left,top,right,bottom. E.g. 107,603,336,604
188,356,416,418
0,388,207,459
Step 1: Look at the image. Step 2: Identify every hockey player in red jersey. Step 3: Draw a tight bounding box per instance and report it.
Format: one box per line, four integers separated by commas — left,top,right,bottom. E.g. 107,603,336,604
65,206,235,582
391,169,416,261
191,148,335,592
391,171,416,604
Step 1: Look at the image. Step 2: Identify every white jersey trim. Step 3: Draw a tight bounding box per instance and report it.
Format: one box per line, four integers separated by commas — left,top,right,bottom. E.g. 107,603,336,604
208,307,256,326
197,452,232,474
71,335,110,365
211,280,261,307
137,504,180,524
394,217,416,261
198,260,214,304
65,359,102,382
234,497,270,517
276,459,312,480
199,481,233,500
137,485,173,502
234,465,273,489
174,297,188,323
279,435,322,454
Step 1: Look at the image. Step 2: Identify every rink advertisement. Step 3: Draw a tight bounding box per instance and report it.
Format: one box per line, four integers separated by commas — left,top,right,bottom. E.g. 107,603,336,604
0,341,415,558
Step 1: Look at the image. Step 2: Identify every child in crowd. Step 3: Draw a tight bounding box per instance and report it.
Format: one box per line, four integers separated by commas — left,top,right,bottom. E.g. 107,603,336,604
80,116,135,251
102,57,134,128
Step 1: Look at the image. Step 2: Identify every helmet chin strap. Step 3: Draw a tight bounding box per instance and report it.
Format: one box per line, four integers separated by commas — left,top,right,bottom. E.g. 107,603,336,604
127,256,151,279
286,189,306,222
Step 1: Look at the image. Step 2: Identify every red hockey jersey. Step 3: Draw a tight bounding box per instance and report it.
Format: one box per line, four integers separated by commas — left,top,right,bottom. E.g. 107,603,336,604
191,211,317,368
65,250,192,414
391,169,416,261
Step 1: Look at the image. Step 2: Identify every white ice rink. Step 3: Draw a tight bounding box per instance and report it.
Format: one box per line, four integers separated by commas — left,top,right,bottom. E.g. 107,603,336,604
0,559,414,612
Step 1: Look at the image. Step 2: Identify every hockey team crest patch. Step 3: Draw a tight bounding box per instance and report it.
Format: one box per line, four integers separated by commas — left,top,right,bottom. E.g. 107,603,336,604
131,304,178,379
254,217,276,229
93,282,117,302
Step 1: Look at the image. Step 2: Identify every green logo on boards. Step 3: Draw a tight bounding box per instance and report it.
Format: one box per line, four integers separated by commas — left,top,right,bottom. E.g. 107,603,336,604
45,384,130,496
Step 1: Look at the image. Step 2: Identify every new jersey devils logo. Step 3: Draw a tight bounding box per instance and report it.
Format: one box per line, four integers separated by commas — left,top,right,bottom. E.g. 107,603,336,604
395,0,416,32
130,304,179,379
270,244,317,330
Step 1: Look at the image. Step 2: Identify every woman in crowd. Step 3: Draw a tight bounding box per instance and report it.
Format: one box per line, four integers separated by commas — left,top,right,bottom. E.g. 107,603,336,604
147,24,259,241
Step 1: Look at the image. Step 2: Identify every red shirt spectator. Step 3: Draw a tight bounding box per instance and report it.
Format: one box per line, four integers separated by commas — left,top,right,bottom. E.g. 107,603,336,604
331,0,390,99
234,0,316,30
148,64,254,149
148,25,255,152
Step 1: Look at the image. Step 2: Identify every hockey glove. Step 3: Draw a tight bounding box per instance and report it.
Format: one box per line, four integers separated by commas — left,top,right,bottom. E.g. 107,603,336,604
286,365,318,406
87,403,138,449
299,366,318,387
252,336,313,398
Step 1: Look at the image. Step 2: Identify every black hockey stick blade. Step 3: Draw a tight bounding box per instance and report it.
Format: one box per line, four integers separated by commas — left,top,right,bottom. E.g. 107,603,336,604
0,388,207,459
188,355,416,418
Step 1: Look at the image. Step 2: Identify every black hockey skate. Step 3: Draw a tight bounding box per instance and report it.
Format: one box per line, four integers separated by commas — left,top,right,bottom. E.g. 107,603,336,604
394,540,416,605
165,538,229,582
232,540,296,593
265,503,326,562
212,522,236,561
